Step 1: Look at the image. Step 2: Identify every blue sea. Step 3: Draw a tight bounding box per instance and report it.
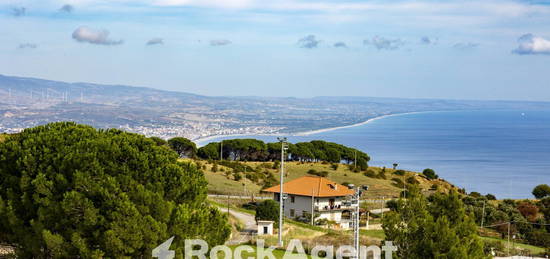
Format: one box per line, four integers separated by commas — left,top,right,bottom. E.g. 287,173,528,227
197,110,550,199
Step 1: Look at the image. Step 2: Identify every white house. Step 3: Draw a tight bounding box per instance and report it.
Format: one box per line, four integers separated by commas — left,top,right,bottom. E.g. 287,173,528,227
262,175,355,228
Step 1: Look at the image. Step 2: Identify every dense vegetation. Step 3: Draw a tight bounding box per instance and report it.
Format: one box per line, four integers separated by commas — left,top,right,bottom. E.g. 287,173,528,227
463,186,550,251
383,187,488,258
197,139,370,168
0,122,230,258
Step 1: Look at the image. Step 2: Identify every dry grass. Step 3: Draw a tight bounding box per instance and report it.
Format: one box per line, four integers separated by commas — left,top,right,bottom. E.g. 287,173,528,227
195,160,457,199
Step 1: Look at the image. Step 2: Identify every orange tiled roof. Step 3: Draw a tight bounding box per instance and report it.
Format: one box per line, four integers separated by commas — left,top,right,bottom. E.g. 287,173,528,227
262,175,354,197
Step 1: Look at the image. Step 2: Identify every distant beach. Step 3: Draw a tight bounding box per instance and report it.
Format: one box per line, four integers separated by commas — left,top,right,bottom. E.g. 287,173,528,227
292,111,429,136
194,111,427,145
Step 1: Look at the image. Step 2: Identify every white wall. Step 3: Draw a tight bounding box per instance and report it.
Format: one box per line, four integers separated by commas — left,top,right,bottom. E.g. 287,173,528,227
272,193,348,223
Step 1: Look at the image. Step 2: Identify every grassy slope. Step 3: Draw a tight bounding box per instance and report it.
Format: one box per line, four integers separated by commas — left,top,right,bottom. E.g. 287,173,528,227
196,160,457,199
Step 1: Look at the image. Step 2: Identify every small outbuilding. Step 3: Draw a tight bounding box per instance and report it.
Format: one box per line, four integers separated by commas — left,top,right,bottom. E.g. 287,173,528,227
257,220,274,235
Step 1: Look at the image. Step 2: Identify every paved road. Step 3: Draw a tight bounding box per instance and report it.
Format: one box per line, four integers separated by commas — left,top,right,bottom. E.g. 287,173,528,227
216,206,258,245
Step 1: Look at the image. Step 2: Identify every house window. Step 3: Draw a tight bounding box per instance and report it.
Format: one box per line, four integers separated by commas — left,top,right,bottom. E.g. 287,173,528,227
290,195,295,203
290,209,295,217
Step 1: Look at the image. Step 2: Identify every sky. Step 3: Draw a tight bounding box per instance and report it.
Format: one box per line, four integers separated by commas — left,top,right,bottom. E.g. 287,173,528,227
1,0,550,101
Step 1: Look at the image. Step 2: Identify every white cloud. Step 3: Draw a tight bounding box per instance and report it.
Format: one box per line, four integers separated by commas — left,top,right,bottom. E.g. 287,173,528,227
18,43,37,49
333,42,347,48
146,38,164,45
11,7,26,16
420,36,437,45
297,35,321,49
512,34,550,55
453,42,479,50
153,0,254,9
364,36,404,50
210,39,231,46
72,26,123,45
59,4,74,13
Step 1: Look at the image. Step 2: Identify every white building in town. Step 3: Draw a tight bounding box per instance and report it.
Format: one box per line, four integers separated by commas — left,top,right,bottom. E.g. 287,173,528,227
263,175,356,228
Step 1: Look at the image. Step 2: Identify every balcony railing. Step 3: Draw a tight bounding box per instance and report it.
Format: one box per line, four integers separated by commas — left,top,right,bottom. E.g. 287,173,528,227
315,204,354,211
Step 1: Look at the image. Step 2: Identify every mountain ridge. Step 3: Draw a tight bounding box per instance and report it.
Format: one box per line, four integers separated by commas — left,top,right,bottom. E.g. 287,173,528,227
2,73,550,140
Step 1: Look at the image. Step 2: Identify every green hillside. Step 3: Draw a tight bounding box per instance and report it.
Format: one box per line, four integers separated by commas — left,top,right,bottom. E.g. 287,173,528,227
188,159,457,199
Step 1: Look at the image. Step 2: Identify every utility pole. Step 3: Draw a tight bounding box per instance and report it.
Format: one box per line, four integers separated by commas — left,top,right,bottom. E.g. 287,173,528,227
366,211,370,230
277,137,287,247
507,222,511,256
381,196,384,219
354,150,357,170
480,201,486,228
227,194,230,214
220,141,223,161
311,189,315,225
349,185,368,259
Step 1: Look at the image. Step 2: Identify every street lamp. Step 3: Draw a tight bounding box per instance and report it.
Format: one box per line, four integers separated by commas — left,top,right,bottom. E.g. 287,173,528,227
277,137,288,247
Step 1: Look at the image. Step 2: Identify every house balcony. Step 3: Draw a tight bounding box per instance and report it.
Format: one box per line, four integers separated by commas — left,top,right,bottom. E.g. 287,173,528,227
314,204,354,212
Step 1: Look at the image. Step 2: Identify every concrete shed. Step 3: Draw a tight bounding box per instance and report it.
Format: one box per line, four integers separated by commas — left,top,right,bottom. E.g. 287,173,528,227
257,220,274,235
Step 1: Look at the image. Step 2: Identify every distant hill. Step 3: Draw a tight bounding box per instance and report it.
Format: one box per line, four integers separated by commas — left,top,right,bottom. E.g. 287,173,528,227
1,74,550,139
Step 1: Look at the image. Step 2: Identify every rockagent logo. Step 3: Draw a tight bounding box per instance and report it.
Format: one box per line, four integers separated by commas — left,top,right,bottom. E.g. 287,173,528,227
152,237,397,259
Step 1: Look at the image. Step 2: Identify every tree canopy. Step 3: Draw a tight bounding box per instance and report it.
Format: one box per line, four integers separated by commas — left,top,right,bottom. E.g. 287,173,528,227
383,187,487,258
533,184,550,199
168,137,197,158
197,139,369,167
0,122,229,258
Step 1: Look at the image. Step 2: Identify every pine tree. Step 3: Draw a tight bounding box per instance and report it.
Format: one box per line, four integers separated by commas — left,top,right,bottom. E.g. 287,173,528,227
0,122,230,258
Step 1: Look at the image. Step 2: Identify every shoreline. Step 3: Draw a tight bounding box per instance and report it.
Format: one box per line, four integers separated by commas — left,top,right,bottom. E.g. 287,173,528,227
194,111,429,145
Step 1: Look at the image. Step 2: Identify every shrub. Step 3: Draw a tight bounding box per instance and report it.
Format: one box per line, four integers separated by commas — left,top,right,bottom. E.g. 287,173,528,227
394,170,406,176
364,170,377,178
392,178,405,188
242,202,259,211
255,200,279,227
406,176,419,185
272,161,280,169
234,173,242,181
485,194,497,200
307,169,328,177
469,192,481,198
422,168,439,180
315,218,329,226
386,200,399,211
331,163,339,170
